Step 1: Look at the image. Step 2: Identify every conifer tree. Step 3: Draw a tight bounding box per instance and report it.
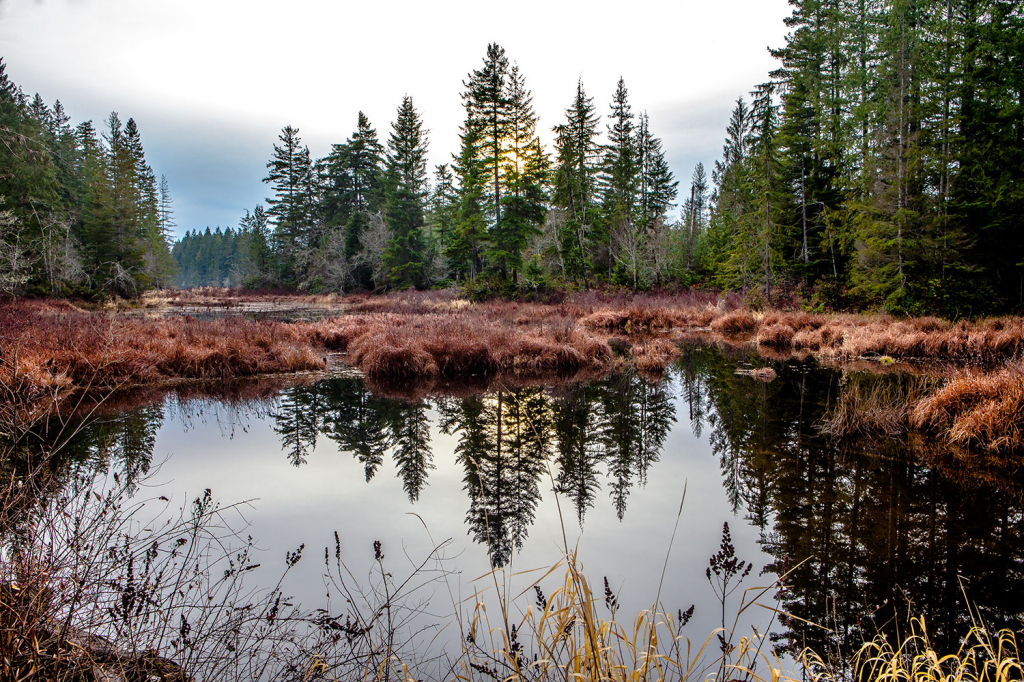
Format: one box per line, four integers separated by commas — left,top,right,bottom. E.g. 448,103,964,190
321,112,384,262
429,164,458,252
449,124,488,282
489,64,549,282
600,78,638,278
383,95,429,288
462,43,511,233
683,162,708,274
264,125,313,283
552,80,601,288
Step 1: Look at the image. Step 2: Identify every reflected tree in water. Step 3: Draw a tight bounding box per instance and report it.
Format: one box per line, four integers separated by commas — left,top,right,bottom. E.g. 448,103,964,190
601,373,676,519
388,399,435,502
443,389,552,568
679,345,1024,666
60,405,164,484
272,386,325,467
321,379,393,481
271,378,435,501
552,383,606,526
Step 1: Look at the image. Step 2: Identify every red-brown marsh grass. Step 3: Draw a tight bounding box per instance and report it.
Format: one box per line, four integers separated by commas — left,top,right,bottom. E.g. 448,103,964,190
630,337,682,374
911,362,1024,454
756,322,796,348
709,309,757,335
8,290,1024,432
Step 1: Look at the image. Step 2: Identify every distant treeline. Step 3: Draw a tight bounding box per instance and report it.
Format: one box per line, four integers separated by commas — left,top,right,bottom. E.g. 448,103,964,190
4,0,1022,315
171,219,265,289
176,0,1023,316
0,60,175,297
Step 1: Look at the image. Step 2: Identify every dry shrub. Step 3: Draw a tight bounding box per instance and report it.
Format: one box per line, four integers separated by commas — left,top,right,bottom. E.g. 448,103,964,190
909,316,950,333
579,310,627,330
848,616,1022,682
630,338,681,373
756,323,796,348
710,310,757,335
686,307,716,327
348,331,440,380
579,304,682,332
911,362,1024,453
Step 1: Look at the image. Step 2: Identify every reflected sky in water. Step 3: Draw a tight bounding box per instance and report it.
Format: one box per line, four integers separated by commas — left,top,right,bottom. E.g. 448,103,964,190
57,344,1024,663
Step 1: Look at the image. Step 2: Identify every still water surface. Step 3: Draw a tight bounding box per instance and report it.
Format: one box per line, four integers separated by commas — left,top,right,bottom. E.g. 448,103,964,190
62,344,1024,661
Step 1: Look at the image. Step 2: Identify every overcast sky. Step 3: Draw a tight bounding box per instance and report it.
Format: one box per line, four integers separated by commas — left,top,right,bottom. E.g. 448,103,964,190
0,0,791,238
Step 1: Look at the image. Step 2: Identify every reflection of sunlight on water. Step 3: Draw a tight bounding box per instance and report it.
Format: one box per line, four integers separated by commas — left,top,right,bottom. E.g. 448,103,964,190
137,366,782,669
54,343,1024,669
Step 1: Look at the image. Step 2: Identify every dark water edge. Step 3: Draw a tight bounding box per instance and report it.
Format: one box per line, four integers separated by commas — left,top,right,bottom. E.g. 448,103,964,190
10,342,1024,664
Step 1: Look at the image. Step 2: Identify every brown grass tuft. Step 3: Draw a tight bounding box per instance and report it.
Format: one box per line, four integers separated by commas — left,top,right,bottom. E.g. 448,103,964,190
710,310,757,335
756,323,796,348
911,362,1024,453
630,338,681,374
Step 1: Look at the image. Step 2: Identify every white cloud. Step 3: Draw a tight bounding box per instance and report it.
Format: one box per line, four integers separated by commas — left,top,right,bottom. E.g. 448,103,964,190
0,0,791,234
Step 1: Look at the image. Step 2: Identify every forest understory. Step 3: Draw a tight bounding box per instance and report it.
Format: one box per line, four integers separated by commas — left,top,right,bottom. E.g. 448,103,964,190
3,288,1023,458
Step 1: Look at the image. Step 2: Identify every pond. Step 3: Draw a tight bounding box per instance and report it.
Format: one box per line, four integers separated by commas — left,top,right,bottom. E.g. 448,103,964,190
49,343,1024,669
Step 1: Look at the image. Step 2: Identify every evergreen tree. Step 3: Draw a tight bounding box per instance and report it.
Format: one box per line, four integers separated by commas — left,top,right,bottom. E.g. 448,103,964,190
462,43,511,234
490,64,549,282
448,124,488,281
383,95,430,288
321,112,385,264
264,125,313,283
600,78,638,278
429,163,458,252
683,162,709,275
552,80,601,288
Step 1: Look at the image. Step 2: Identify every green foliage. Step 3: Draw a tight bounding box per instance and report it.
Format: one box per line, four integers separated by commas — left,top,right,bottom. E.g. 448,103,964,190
0,59,174,298
383,95,430,289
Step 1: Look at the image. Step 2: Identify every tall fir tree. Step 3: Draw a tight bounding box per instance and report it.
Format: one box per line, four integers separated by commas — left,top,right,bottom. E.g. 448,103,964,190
552,80,601,288
383,95,430,288
264,125,314,284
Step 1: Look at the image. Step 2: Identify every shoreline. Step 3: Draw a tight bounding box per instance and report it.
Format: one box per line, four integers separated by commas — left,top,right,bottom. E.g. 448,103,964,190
3,289,1023,455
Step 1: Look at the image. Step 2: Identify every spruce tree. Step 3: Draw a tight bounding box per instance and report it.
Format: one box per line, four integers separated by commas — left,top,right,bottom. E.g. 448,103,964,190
600,78,638,278
263,125,313,283
449,124,488,282
462,43,511,233
552,80,601,288
383,95,429,288
683,162,708,274
321,112,384,262
489,64,549,282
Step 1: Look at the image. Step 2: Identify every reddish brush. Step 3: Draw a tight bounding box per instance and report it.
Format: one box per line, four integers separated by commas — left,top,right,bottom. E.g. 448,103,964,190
910,362,1024,453
6,291,1024,415
710,310,757,335
756,323,796,348
631,338,681,374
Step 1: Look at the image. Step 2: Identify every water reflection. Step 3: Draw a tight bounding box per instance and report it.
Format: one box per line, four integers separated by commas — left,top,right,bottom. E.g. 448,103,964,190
676,345,1024,661
42,345,1024,658
262,373,676,567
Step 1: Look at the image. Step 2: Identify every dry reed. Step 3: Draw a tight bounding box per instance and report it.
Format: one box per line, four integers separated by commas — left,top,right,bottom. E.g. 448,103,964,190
822,375,936,438
911,362,1024,454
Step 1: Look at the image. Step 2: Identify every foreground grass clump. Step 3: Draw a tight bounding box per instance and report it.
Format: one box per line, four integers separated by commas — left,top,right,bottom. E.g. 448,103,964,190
846,617,1022,682
911,362,1024,454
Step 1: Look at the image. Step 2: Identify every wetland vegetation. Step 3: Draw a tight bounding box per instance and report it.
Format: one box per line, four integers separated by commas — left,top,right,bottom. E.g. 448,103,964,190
2,0,1024,677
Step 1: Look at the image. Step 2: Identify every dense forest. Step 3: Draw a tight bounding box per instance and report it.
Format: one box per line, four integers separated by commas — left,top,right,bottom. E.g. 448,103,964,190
0,61,175,297
2,0,1022,315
